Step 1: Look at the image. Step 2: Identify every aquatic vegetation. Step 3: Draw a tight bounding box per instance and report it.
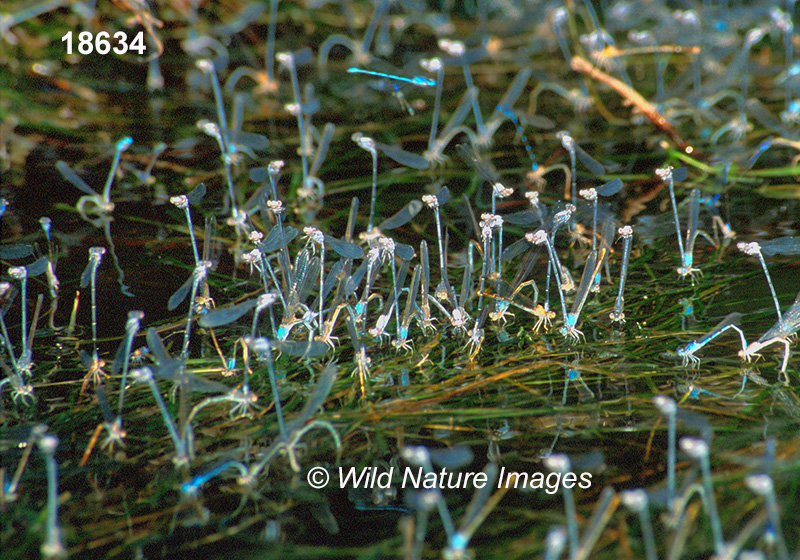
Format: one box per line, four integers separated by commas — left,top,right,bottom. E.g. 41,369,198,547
4,1,800,559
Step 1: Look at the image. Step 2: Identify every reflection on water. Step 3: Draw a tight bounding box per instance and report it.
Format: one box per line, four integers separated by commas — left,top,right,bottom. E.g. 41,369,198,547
2,1,800,559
